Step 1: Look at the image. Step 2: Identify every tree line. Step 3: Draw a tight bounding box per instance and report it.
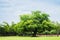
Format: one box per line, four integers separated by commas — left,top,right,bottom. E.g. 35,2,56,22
0,11,60,37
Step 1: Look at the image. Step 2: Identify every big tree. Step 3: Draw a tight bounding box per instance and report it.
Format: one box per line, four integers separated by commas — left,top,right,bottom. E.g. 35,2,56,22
15,11,53,37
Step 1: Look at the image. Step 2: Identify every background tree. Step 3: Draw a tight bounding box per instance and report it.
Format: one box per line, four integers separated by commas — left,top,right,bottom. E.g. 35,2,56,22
2,22,10,35
55,22,60,36
0,24,5,36
9,22,17,36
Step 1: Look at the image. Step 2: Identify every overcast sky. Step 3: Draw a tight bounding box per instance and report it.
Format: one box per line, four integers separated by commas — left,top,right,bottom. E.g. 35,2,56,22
0,0,60,24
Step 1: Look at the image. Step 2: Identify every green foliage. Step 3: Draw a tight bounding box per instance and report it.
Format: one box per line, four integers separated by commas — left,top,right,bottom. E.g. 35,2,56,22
0,11,60,36
50,30,57,34
16,11,54,36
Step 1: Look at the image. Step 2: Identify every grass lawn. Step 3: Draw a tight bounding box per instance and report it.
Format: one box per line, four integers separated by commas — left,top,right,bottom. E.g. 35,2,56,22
0,36,60,40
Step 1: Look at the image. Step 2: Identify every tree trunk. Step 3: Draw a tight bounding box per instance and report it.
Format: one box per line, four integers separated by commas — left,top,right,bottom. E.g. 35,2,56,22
32,28,37,37
32,31,37,37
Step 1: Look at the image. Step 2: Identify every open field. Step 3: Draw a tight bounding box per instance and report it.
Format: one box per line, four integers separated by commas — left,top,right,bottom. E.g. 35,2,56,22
0,36,60,40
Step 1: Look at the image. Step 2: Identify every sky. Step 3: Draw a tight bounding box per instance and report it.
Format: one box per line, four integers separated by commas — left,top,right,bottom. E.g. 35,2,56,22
0,0,60,24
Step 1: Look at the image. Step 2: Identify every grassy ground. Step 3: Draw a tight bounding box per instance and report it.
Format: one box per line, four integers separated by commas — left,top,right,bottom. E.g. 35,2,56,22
0,36,60,40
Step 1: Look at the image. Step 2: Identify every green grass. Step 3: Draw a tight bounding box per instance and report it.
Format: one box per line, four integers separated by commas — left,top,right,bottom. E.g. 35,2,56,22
0,36,60,40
